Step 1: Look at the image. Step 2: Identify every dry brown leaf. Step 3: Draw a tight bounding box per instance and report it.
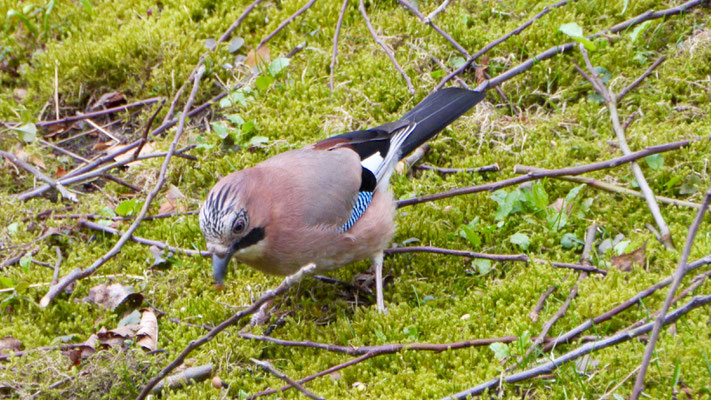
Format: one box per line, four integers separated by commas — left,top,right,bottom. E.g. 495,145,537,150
62,334,98,367
475,55,489,85
55,166,67,178
611,242,646,271
136,309,158,351
92,141,114,152
30,156,46,170
246,45,271,69
85,283,143,311
13,148,29,161
159,200,176,214
166,185,185,201
89,92,127,111
550,198,573,214
0,336,22,355
97,324,141,347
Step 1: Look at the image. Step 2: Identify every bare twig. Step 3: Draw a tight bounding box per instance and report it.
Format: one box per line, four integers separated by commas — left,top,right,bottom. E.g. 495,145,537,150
39,210,198,222
441,295,711,400
577,44,674,249
132,98,166,160
0,150,77,202
416,163,500,174
79,220,209,257
258,0,318,48
136,264,316,400
514,166,701,209
29,97,162,128
631,186,711,399
617,56,666,102
398,0,470,57
359,0,415,95
397,136,709,208
384,246,607,275
40,67,206,308
529,285,556,322
425,0,451,22
544,254,711,351
251,359,325,400
51,247,62,285
436,0,575,90
151,364,213,394
329,0,349,92
218,0,266,43
396,144,429,174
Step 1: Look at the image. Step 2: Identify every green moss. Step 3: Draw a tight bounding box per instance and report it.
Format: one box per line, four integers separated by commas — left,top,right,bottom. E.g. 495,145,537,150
1,0,711,398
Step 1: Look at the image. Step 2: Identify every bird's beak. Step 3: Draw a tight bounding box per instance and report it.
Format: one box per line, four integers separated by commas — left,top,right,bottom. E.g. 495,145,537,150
212,252,233,290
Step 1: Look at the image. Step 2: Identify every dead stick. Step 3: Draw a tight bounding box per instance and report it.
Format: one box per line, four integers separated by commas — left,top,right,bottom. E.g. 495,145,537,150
630,186,711,399
513,166,701,209
359,0,415,95
397,136,709,208
436,0,575,90
543,253,711,351
416,164,500,174
136,264,316,400
258,0,318,48
79,220,210,257
22,97,162,128
0,150,77,202
218,0,266,43
529,285,556,323
577,44,674,249
398,0,470,57
441,295,711,400
384,245,607,275
132,98,166,160
329,0,349,93
617,56,666,102
425,0,451,22
51,247,62,285
40,67,206,308
251,359,325,400
151,364,213,394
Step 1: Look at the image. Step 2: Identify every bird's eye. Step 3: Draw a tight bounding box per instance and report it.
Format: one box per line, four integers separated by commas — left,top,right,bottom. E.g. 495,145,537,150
233,217,247,234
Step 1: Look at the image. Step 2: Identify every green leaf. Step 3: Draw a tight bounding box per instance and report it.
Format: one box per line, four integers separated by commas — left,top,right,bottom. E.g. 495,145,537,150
255,75,274,90
79,0,93,16
524,183,548,213
547,211,568,231
680,174,702,195
267,57,290,76
644,154,664,170
226,114,245,125
228,37,245,53
118,310,141,327
7,222,18,236
614,240,630,255
628,21,652,42
6,10,38,36
219,90,248,108
558,22,597,51
474,259,492,275
241,120,256,135
0,277,15,288
430,69,444,79
19,254,32,271
565,184,586,203
510,233,530,250
594,67,611,85
450,57,466,70
14,281,29,294
489,342,509,361
115,199,138,216
459,225,481,249
99,206,116,218
210,121,230,140
247,136,269,146
561,233,582,249
10,123,37,143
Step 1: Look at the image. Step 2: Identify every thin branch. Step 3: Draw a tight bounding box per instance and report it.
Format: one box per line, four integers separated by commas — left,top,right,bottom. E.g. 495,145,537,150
150,364,213,394
441,295,711,400
132,98,166,160
529,285,556,323
0,150,77,202
40,66,206,308
329,0,349,93
617,56,666,102
436,0,575,90
631,186,711,399
398,0,470,57
514,166,701,209
415,163,500,174
544,253,711,351
28,97,162,128
251,359,325,400
218,0,266,43
397,135,709,208
425,0,451,22
359,0,415,95
136,264,316,400
258,0,318,48
79,220,210,257
577,44,674,249
384,245,607,275
39,210,198,222
51,247,62,285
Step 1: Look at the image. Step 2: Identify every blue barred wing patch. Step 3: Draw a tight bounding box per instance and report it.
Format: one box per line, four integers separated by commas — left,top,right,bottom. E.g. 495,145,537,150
338,191,373,233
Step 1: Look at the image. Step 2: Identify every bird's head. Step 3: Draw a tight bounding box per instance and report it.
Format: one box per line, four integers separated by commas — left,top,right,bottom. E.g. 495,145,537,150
199,173,266,288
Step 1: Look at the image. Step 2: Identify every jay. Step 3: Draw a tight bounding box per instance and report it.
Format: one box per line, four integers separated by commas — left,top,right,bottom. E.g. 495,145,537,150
199,87,485,312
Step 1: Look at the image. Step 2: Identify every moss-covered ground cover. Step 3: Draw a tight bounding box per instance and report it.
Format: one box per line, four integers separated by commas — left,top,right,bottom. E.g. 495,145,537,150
1,0,710,398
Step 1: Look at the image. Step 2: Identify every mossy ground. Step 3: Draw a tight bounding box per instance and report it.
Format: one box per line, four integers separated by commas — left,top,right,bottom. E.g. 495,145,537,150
1,0,710,398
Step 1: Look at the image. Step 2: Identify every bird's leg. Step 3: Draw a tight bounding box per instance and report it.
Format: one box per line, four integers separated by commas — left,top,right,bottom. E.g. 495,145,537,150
372,252,387,313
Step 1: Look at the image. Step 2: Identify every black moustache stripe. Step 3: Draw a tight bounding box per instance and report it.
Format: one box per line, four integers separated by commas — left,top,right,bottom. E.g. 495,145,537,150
232,227,265,252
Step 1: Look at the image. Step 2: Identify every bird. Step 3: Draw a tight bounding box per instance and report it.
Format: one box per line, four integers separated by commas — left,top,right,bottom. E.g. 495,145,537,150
199,87,486,312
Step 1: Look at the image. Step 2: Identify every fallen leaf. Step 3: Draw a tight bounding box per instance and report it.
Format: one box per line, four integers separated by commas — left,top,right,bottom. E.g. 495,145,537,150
62,334,98,367
85,283,143,311
149,245,173,269
136,309,158,351
55,166,67,178
611,242,646,271
0,336,22,355
89,92,126,111
475,55,489,84
158,200,176,214
245,45,271,69
92,141,114,151
97,324,141,348
166,185,185,201
30,156,46,170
